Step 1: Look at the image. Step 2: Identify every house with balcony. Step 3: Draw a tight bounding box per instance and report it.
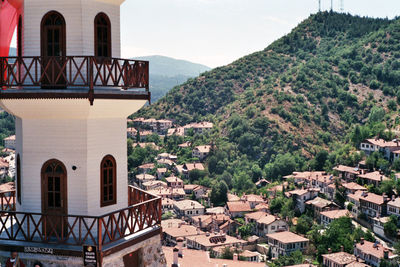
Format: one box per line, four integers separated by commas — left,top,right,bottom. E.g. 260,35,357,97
192,145,212,161
387,196,400,218
333,165,362,181
359,192,388,220
225,201,252,218
3,135,16,150
165,176,184,188
266,231,309,258
322,251,357,267
306,197,339,219
286,188,319,213
174,199,205,218
0,0,165,265
256,214,288,237
320,209,353,226
354,239,396,267
183,122,214,135
357,171,389,187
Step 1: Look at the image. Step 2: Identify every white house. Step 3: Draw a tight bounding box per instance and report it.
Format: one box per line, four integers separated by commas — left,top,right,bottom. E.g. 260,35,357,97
3,135,16,150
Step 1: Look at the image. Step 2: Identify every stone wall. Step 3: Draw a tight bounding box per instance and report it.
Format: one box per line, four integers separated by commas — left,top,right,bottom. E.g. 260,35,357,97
103,234,167,267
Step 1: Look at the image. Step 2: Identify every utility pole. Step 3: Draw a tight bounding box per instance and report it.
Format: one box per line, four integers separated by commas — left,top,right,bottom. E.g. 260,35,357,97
319,0,321,12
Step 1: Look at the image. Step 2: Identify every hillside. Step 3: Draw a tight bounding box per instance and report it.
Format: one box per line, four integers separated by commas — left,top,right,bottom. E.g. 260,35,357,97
135,55,211,102
137,12,400,165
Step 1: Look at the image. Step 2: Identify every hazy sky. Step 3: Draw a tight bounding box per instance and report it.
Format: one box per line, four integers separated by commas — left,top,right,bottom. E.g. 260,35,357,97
120,0,399,68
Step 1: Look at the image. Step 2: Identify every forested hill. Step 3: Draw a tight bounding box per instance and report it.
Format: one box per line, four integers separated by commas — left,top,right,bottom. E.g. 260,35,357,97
137,12,400,163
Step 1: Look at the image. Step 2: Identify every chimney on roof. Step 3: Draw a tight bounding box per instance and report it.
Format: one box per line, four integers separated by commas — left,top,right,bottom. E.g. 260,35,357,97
360,238,364,245
341,245,344,252
177,238,184,258
328,248,332,254
383,195,388,202
392,195,395,201
172,247,179,267
233,253,238,261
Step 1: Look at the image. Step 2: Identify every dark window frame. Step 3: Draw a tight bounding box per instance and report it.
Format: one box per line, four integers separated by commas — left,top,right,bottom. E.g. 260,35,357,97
40,11,66,58
94,12,112,58
100,155,117,207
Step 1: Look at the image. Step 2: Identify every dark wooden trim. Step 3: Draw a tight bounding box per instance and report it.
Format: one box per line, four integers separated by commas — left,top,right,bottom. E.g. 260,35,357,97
41,159,68,217
0,91,150,101
100,155,117,207
16,154,21,204
101,227,162,257
94,12,112,58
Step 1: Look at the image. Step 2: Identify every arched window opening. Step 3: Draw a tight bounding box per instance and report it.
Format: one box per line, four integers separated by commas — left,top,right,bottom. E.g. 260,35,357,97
16,154,21,204
101,155,116,207
41,159,67,211
41,11,66,57
94,13,111,58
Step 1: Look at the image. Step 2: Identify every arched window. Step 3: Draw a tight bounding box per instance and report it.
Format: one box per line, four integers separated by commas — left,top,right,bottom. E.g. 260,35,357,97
94,13,111,58
41,11,66,57
17,16,22,57
16,154,21,204
101,155,116,207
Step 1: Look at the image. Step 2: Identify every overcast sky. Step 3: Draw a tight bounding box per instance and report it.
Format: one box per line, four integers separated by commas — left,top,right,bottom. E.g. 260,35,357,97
120,0,399,68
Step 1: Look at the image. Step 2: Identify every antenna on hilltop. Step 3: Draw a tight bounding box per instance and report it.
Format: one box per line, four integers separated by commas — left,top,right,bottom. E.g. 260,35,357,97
318,0,321,12
330,0,333,11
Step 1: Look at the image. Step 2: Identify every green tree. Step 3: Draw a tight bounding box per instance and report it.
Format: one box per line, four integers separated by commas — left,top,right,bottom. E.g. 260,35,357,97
210,181,228,206
384,215,398,239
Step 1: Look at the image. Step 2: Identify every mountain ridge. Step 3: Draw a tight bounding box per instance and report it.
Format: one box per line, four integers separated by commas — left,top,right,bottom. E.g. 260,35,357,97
137,12,400,163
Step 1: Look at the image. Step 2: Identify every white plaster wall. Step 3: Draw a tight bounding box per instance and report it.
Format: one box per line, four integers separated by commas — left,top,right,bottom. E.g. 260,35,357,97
23,0,121,57
87,117,128,215
0,98,147,216
19,118,89,214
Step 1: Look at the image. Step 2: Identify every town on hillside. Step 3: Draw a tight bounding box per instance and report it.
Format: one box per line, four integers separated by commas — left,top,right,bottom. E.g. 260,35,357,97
108,117,400,265
3,119,400,266
2,2,400,266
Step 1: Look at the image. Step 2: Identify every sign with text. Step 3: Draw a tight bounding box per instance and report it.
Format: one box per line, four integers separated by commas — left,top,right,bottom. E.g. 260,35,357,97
83,245,98,267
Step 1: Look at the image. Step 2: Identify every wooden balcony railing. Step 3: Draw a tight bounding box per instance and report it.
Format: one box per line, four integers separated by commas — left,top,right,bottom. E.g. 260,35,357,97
0,56,149,90
0,186,161,251
0,190,15,211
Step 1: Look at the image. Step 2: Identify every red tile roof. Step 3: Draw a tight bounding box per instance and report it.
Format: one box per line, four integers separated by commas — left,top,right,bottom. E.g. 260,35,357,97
226,201,251,213
356,240,393,260
267,231,309,244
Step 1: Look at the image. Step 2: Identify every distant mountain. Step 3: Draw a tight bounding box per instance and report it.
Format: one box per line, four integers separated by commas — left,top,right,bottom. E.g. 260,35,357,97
135,55,211,102
136,55,210,77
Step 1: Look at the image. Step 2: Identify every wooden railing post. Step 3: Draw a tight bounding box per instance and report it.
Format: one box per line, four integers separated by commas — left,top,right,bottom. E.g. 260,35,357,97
0,58,4,88
89,57,94,105
98,217,102,251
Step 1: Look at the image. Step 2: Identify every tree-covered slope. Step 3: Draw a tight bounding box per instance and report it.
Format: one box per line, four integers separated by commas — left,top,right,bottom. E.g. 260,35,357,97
137,12,400,162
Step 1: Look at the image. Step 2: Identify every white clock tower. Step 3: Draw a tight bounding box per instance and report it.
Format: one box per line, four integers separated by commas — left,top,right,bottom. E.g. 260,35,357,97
0,0,165,266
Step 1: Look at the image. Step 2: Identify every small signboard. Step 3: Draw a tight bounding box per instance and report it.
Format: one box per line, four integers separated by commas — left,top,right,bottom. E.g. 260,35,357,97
83,245,98,267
